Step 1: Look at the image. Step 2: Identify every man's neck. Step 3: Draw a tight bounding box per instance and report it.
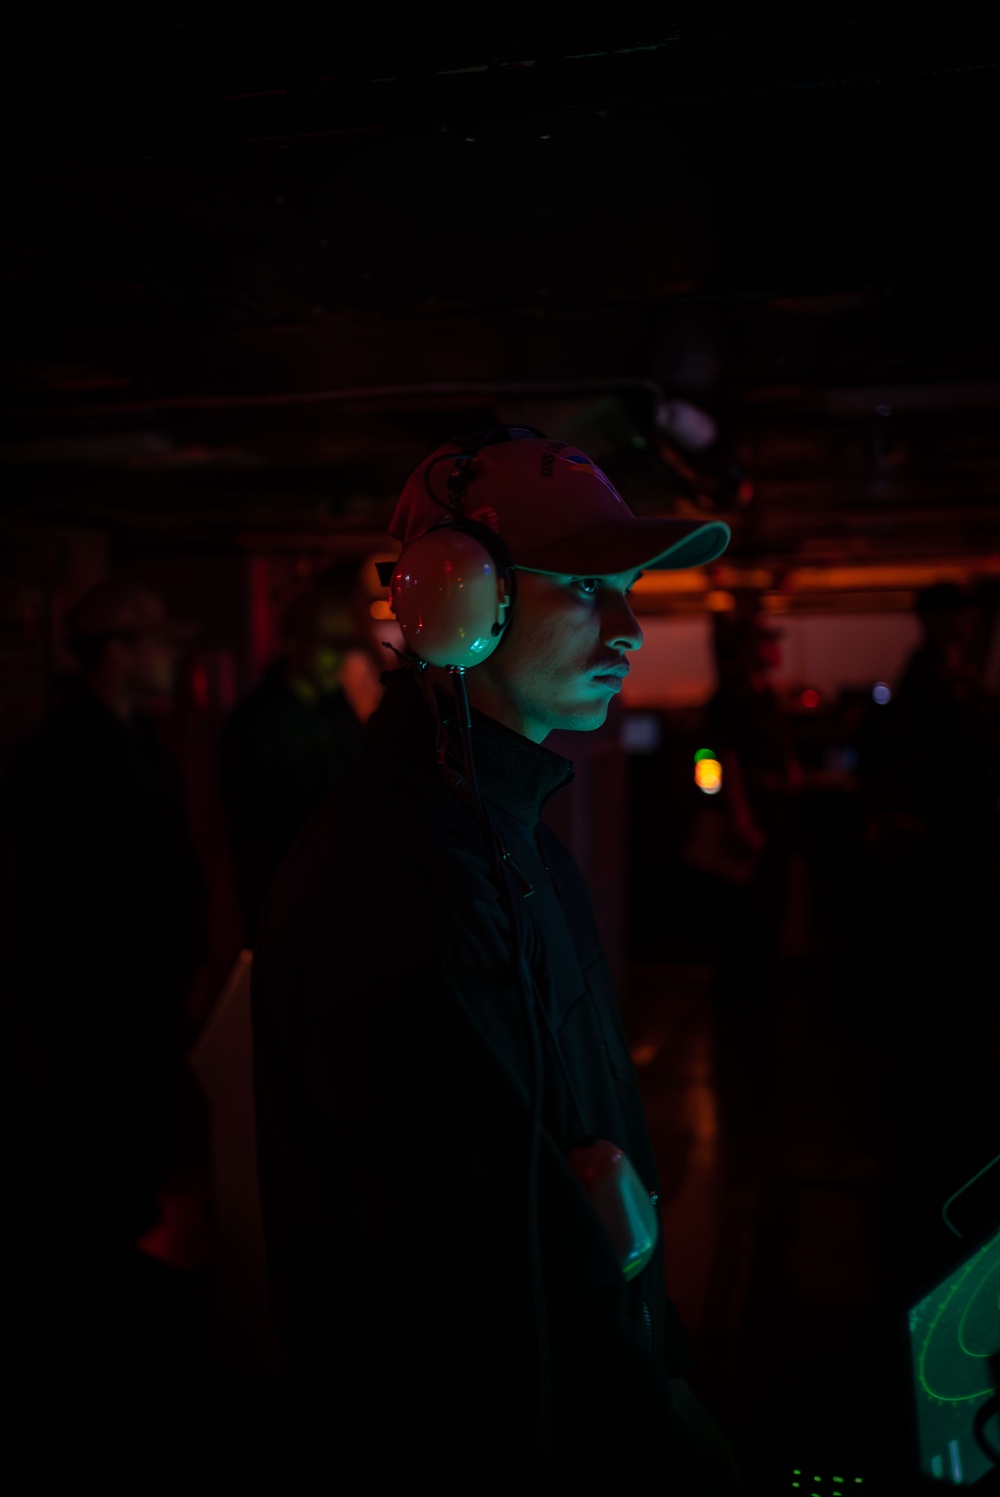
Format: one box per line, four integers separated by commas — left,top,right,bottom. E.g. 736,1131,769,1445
424,663,544,744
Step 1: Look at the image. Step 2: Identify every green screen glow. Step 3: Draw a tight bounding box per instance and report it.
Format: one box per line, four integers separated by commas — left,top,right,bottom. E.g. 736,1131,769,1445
908,1228,1000,1485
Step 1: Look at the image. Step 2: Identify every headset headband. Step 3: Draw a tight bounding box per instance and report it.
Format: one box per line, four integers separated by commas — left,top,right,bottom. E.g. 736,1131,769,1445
378,426,547,588
445,426,547,515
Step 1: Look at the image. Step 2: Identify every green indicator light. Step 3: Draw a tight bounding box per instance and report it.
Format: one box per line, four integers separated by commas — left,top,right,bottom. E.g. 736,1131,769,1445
693,747,717,762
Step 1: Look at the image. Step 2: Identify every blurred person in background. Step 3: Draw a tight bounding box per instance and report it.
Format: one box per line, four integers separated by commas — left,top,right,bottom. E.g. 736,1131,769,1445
859,581,1000,1273
0,579,208,1439
891,581,998,868
219,572,370,946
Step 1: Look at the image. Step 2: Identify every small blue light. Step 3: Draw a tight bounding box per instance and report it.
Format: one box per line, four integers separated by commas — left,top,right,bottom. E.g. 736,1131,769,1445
872,681,891,705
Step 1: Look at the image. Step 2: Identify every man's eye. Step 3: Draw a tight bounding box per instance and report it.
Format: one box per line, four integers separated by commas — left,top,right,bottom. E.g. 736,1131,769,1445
573,578,600,596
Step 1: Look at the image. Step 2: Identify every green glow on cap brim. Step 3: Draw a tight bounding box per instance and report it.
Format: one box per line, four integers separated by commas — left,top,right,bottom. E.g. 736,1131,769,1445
644,521,732,571
514,518,732,576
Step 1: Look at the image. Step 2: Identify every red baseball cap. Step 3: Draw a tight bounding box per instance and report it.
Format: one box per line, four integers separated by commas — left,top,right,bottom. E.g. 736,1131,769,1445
388,433,731,576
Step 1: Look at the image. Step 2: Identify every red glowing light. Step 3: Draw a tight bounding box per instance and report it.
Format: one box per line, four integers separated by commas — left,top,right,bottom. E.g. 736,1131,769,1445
801,688,820,709
190,662,210,711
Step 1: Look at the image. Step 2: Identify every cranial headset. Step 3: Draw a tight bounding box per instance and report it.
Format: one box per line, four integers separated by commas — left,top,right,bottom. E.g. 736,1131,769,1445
376,424,529,669
378,426,659,1487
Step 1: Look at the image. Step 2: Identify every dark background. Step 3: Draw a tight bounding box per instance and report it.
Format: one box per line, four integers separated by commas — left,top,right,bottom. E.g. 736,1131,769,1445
3,8,1000,1494
5,6,1000,564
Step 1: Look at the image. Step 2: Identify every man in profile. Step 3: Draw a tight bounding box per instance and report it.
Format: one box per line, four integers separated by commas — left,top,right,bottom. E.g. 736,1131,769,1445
252,429,739,1494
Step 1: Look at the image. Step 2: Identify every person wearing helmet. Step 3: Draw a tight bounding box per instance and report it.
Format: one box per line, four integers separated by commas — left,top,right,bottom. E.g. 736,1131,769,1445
251,430,739,1494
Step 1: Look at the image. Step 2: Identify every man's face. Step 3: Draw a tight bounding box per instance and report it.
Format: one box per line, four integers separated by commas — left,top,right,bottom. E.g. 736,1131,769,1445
466,568,643,743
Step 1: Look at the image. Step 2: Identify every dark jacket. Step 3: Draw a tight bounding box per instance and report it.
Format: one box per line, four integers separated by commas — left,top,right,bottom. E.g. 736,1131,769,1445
252,667,697,1495
1,684,205,1246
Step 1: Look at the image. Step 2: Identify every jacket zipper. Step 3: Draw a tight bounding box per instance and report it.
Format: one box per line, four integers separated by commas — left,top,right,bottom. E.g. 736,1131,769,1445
642,1192,658,1353
641,1298,653,1355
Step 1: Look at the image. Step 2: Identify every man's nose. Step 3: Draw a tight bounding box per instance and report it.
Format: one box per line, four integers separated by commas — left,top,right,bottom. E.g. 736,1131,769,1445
603,594,643,652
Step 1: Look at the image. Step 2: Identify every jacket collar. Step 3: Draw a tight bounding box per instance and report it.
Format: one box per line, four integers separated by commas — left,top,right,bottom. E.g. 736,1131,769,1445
372,667,574,828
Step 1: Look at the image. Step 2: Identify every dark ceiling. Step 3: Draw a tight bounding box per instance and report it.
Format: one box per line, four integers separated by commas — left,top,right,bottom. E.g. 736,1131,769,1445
4,7,1000,588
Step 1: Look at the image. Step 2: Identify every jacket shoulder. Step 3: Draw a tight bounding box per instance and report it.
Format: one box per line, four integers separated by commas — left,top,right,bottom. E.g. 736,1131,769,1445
258,752,514,986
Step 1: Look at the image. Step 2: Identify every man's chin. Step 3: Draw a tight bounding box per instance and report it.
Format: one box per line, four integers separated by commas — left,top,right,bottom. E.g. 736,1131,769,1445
556,703,611,734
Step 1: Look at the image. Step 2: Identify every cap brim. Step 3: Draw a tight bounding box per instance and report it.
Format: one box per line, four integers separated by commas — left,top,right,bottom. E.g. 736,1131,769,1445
515,518,731,575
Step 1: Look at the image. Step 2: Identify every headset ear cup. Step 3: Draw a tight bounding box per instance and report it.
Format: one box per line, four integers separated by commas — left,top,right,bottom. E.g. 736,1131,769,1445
389,526,512,669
